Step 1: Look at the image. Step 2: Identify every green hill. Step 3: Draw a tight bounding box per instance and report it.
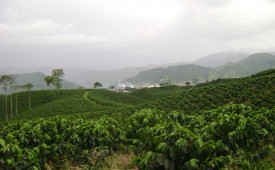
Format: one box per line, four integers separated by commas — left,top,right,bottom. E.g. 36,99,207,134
127,53,275,84
130,85,183,101
0,83,188,121
0,69,274,169
0,89,120,121
216,53,275,77
1,69,274,122
135,69,275,114
127,65,217,84
191,51,249,67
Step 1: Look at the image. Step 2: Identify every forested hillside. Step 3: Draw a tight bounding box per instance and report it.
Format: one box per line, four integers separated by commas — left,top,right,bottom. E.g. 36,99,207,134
127,53,275,85
0,69,274,169
190,51,249,67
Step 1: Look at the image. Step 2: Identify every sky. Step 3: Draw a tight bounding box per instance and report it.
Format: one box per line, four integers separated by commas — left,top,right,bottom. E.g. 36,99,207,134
0,0,275,70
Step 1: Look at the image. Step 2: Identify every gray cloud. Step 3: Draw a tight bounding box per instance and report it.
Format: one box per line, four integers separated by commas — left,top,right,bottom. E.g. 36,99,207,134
0,0,275,70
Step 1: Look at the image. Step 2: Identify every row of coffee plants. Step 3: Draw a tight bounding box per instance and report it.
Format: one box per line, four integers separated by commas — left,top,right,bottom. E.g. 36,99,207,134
1,104,274,169
0,116,125,169
127,104,274,169
136,71,275,113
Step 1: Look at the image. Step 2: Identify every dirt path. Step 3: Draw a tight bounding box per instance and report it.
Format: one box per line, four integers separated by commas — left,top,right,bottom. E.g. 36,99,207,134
83,91,96,104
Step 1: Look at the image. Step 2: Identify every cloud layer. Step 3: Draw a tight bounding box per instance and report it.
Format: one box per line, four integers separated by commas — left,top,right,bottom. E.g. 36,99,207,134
0,0,275,69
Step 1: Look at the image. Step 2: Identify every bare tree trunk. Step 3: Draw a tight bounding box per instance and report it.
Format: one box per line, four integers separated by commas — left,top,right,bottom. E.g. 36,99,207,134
16,93,18,116
5,94,8,121
10,94,13,119
29,92,31,110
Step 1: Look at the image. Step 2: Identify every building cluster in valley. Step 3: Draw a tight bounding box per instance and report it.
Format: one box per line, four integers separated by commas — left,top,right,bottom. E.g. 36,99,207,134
107,80,202,93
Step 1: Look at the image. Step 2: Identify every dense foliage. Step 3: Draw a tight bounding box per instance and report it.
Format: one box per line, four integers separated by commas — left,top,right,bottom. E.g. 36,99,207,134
0,104,274,169
128,105,274,169
137,70,275,113
0,69,274,169
0,116,124,169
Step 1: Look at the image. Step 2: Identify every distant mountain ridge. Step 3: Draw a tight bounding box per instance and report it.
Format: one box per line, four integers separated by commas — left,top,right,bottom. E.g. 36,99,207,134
126,53,275,85
0,51,263,87
190,52,249,67
66,52,249,87
66,65,158,88
0,72,78,94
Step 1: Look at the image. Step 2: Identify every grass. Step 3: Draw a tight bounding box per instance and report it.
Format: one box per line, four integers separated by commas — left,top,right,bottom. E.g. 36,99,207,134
101,152,137,170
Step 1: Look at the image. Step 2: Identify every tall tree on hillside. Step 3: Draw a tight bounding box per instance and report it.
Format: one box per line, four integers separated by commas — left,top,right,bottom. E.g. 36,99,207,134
52,69,64,95
185,82,191,86
13,85,22,116
22,83,34,110
45,69,64,95
94,82,103,88
9,75,16,119
0,75,14,121
77,86,85,90
44,76,54,89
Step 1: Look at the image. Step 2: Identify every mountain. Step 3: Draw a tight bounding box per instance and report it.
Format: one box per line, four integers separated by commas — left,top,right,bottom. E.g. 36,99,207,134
127,65,217,85
1,51,250,88
126,53,275,85
190,52,249,67
66,65,157,88
216,53,275,77
65,52,249,87
0,72,78,93
151,52,249,68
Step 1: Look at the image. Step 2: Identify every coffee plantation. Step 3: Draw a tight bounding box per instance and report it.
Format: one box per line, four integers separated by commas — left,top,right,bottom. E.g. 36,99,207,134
0,69,274,169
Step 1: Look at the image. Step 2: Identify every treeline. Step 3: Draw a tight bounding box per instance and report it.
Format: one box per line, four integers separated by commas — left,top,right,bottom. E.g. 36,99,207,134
0,75,34,121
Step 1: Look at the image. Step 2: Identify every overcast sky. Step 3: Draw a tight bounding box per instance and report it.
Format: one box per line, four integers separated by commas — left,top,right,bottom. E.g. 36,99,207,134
0,0,275,70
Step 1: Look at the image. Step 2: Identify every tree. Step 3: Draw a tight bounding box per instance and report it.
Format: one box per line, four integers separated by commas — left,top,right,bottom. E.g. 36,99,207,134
216,77,222,82
0,75,15,121
44,76,54,88
52,69,65,95
22,83,34,110
160,82,169,87
8,75,16,119
77,86,85,90
13,85,22,116
44,69,65,95
185,82,191,86
94,82,103,88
